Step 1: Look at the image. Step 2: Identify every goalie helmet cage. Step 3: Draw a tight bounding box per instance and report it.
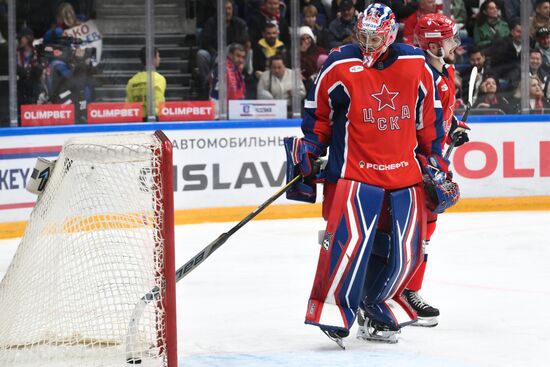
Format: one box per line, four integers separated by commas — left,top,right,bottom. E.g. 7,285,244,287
0,130,177,367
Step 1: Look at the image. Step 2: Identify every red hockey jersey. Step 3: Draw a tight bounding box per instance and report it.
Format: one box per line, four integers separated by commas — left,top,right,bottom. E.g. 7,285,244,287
302,43,445,190
433,64,456,140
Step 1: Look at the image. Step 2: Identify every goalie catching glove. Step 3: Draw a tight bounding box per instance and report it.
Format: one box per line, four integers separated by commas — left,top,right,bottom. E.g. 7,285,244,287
418,154,460,214
284,137,325,203
446,116,470,147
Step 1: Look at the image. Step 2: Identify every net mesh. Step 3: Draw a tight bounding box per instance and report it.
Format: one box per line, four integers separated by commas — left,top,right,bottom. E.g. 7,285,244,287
0,133,171,367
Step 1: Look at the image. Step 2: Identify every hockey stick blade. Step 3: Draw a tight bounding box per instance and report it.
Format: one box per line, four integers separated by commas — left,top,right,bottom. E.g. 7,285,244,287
462,65,478,123
445,66,477,160
125,174,302,363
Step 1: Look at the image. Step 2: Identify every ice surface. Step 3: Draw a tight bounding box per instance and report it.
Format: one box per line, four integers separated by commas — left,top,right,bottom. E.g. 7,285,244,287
1,211,549,367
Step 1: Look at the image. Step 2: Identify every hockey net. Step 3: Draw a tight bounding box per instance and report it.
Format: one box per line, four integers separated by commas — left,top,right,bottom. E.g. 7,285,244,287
0,131,176,367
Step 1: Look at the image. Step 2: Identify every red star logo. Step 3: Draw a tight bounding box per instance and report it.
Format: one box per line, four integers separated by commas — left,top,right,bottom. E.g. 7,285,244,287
371,84,399,111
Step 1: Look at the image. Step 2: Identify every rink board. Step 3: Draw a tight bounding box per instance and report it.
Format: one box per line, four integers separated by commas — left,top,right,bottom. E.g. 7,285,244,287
0,116,549,237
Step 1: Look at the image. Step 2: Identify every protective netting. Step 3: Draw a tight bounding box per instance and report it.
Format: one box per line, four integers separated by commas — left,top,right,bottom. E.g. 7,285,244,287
0,133,172,367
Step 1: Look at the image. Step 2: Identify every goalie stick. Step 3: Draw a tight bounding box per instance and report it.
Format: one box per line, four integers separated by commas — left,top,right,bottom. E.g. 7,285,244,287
444,65,477,160
126,174,302,363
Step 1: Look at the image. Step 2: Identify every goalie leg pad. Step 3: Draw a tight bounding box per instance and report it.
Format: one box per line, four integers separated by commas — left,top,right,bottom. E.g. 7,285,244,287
305,179,384,331
361,186,426,329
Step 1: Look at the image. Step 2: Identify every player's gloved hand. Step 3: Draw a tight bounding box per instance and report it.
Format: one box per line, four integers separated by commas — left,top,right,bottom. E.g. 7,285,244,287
284,136,324,203
446,116,470,147
417,154,460,214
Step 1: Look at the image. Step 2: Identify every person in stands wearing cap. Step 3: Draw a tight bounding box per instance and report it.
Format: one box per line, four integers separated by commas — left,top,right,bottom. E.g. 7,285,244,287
473,0,510,50
326,0,357,49
535,26,550,71
299,25,327,92
530,0,550,38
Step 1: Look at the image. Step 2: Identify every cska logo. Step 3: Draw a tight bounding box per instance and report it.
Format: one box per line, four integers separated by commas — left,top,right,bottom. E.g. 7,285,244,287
371,83,399,111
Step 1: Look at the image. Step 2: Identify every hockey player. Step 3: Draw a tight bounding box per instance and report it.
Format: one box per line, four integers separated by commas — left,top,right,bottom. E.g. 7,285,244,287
403,13,470,327
284,3,460,347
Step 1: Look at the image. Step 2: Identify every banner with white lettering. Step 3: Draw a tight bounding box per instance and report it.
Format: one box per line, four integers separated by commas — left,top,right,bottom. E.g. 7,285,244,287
158,101,215,121
447,123,550,195
87,102,142,123
0,120,549,223
228,100,287,120
20,104,75,126
63,20,102,65
0,126,300,222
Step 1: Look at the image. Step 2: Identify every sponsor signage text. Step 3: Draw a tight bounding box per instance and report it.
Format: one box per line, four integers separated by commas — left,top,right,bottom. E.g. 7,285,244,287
87,102,142,124
158,101,215,121
21,104,75,126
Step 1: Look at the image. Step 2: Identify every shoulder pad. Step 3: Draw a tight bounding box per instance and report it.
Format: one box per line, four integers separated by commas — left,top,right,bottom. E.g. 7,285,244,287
391,43,426,57
327,44,362,63
315,44,362,74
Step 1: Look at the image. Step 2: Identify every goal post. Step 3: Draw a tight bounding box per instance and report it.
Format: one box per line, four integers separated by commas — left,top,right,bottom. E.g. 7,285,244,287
0,130,177,366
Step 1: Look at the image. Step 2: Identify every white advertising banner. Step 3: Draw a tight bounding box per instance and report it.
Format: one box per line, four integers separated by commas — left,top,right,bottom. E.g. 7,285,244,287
450,122,550,198
0,125,301,223
0,120,549,223
228,100,287,120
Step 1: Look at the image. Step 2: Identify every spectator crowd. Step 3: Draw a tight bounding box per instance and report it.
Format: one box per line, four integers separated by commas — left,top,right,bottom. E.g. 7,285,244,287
3,0,550,125
198,0,550,116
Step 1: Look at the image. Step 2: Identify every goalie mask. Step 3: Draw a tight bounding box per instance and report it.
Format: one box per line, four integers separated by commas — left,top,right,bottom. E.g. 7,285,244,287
414,13,460,62
356,3,398,68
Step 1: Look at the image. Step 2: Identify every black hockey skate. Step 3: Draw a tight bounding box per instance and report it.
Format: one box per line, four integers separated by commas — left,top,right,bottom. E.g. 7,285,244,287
356,309,399,344
321,328,349,349
403,289,439,327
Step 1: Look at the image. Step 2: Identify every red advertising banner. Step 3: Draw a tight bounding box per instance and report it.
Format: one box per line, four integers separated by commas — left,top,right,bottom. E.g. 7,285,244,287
87,102,143,124
158,101,215,121
20,104,75,126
